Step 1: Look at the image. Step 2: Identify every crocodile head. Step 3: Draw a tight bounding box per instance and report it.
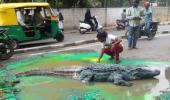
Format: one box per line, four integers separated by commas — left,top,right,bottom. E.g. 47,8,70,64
129,68,160,80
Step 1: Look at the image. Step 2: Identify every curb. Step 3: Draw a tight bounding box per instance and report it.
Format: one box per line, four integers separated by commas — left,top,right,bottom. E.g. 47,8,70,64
159,22,170,25
14,39,98,54
161,31,170,34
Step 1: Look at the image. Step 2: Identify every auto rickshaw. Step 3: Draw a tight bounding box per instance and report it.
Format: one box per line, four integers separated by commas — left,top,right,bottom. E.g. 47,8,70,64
0,3,64,48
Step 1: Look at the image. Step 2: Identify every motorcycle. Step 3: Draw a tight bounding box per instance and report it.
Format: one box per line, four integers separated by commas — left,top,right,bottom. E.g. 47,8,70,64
116,19,128,30
0,29,14,60
125,22,159,40
79,16,102,34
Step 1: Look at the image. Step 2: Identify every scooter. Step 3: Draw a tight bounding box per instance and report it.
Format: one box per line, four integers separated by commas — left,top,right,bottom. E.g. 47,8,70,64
79,16,102,34
125,22,159,40
0,29,14,60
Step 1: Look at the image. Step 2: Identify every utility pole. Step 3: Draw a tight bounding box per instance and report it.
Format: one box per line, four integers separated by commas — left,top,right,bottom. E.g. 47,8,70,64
166,0,168,6
168,0,170,21
104,0,107,27
57,0,58,7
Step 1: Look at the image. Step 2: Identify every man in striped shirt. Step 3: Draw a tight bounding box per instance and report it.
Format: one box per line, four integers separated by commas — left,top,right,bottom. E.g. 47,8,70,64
126,0,143,50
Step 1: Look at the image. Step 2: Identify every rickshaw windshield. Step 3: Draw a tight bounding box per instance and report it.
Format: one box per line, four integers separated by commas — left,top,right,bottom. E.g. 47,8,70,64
14,6,57,27
44,7,55,17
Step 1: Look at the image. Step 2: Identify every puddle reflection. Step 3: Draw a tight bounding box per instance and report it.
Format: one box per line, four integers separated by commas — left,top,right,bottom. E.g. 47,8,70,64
15,64,170,100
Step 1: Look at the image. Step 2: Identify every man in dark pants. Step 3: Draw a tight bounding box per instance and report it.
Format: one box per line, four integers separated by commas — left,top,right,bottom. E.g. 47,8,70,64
144,1,152,39
126,0,143,50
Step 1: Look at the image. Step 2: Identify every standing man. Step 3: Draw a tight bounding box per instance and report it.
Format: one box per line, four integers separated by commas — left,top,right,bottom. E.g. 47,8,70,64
144,1,152,39
126,0,143,50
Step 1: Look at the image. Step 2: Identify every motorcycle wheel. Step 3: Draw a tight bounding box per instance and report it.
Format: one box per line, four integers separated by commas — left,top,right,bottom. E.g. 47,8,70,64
148,31,156,40
152,31,156,37
0,40,14,60
79,29,85,34
56,33,64,42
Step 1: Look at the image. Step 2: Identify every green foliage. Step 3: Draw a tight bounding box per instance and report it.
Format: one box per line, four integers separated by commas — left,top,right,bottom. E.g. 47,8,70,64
1,0,161,8
0,0,130,7
157,0,168,6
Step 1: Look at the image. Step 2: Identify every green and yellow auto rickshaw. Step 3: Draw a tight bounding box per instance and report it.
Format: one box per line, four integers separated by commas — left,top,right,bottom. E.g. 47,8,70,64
0,3,64,48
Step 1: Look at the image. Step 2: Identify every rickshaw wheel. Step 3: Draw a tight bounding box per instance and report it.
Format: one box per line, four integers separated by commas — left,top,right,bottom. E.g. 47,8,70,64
10,40,19,49
56,34,64,42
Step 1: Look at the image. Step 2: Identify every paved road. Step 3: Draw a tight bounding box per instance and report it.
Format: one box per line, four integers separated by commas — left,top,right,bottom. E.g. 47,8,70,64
158,25,170,33
2,33,170,65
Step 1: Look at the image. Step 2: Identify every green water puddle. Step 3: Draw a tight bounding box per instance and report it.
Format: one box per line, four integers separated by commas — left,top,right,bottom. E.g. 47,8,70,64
1,51,170,100
16,76,158,100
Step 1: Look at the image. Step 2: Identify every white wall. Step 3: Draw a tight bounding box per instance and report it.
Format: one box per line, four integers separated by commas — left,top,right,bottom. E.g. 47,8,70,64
53,7,170,30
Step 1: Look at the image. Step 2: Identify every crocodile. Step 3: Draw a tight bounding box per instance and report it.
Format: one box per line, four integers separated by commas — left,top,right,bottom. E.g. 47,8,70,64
16,64,160,86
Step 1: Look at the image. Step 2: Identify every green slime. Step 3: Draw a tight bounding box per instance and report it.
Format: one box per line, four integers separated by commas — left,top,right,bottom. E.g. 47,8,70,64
2,52,170,100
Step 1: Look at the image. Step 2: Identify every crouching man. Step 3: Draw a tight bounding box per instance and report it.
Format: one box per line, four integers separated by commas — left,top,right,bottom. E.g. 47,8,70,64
97,30,123,64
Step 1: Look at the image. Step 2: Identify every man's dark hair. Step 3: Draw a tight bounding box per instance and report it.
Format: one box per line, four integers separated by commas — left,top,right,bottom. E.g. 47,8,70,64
133,0,140,3
96,31,107,39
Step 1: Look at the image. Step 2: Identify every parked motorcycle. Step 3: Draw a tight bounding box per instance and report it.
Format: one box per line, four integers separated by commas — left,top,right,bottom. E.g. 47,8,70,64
79,16,102,34
0,29,14,60
116,19,128,30
125,22,159,40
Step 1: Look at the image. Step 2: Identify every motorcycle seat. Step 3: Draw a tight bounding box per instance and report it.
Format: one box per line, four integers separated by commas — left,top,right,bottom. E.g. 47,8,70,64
151,22,159,25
